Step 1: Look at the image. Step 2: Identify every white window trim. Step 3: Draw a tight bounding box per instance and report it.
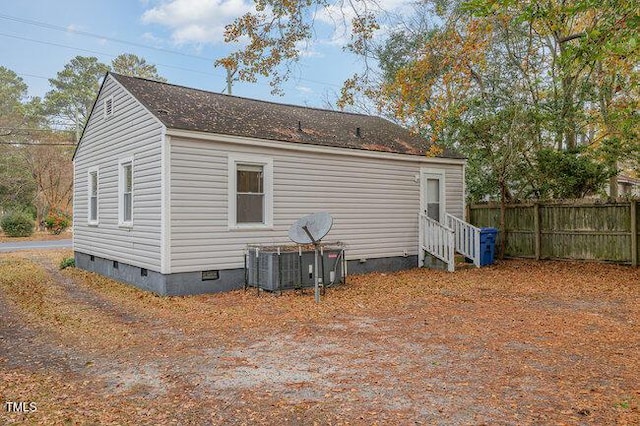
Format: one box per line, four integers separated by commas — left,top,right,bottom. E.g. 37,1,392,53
118,156,134,228
420,167,446,223
228,154,273,230
87,166,99,226
104,95,114,120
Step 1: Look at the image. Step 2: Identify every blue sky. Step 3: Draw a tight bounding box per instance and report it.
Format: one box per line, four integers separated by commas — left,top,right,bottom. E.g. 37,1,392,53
0,0,410,109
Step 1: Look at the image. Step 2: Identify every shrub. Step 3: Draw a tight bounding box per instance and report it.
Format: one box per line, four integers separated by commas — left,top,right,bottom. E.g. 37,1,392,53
1,211,35,237
59,257,75,270
44,210,71,235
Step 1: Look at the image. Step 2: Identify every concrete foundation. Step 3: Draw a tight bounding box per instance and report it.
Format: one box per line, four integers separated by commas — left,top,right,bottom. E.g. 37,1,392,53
347,255,418,275
74,251,420,296
74,252,244,295
421,253,449,271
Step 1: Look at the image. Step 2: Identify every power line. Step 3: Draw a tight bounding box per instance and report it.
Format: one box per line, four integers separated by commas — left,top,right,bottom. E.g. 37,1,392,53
0,142,76,146
0,13,212,62
14,72,49,80
6,33,340,93
0,127,74,132
0,32,223,79
0,13,344,90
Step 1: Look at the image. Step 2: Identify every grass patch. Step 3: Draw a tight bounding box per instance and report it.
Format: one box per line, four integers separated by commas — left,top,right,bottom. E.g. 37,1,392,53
59,257,75,270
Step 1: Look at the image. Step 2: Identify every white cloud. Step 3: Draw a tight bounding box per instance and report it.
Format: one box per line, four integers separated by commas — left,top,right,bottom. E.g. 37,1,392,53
295,85,313,94
141,0,254,45
295,40,324,58
141,32,164,46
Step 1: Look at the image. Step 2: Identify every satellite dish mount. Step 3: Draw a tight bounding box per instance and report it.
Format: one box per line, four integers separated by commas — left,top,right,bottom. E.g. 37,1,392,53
288,212,333,303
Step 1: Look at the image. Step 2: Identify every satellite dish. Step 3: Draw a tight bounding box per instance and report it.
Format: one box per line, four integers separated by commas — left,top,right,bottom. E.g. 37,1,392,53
288,212,333,245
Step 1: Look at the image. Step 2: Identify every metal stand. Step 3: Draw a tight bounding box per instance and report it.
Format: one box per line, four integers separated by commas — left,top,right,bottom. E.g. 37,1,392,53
301,225,321,303
243,240,345,299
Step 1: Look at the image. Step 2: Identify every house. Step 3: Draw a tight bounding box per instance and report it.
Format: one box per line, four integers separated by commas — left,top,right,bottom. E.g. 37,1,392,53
73,73,468,295
608,174,640,198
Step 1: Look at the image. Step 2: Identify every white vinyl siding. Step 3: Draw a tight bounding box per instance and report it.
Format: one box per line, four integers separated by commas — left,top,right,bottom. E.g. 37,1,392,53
73,75,163,271
170,136,464,272
88,167,99,225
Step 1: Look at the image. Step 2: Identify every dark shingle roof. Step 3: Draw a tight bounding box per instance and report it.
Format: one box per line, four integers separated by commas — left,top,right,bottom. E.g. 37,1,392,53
111,73,462,158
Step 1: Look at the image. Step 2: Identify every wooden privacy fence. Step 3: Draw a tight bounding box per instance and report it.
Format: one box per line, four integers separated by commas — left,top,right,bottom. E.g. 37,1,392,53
468,200,639,266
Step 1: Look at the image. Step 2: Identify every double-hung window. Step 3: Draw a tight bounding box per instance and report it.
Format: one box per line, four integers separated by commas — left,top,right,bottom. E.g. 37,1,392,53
119,157,133,226
237,164,265,223
228,155,273,229
88,167,99,225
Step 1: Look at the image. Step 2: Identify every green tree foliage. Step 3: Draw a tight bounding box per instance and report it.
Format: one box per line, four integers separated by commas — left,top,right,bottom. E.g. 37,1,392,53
535,148,611,199
111,53,167,82
1,65,75,219
0,67,38,212
44,56,109,130
0,66,28,116
377,0,638,201
0,66,42,129
0,210,35,237
0,147,36,212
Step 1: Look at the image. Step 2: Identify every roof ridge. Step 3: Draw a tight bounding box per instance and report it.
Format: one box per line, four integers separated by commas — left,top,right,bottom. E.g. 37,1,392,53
109,72,375,118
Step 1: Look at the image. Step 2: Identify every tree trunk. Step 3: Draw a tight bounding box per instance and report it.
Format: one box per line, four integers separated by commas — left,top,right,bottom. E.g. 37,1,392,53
609,174,619,199
499,177,507,260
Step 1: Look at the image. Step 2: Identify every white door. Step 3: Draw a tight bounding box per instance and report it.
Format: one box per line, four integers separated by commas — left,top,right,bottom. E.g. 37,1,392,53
421,169,445,222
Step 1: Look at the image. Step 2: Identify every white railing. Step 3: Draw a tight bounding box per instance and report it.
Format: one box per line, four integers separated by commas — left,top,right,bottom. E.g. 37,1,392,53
419,213,455,272
446,213,481,267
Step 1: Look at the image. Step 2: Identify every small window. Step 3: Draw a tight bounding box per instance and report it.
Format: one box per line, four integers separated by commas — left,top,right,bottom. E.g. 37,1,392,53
228,155,273,229
104,96,114,119
237,164,264,224
88,167,99,224
90,255,95,262
141,268,148,277
426,178,441,222
119,158,133,226
113,260,119,269
422,169,446,223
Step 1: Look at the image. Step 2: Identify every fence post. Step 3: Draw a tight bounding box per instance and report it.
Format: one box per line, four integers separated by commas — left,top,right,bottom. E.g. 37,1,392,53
534,202,541,260
631,200,638,267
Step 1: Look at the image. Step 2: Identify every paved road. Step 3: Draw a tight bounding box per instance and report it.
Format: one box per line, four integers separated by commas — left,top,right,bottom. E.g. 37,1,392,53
0,239,72,252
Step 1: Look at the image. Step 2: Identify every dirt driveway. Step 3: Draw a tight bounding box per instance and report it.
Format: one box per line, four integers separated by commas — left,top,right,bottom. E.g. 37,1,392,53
1,250,638,425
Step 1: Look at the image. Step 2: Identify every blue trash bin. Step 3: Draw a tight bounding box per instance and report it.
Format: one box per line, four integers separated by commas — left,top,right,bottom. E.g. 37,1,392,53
479,228,498,266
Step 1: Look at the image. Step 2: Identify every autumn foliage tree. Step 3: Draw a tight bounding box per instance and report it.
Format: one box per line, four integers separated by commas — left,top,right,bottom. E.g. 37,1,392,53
219,0,639,201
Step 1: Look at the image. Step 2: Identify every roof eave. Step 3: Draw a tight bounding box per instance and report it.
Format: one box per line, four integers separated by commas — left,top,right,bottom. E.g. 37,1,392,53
165,128,467,165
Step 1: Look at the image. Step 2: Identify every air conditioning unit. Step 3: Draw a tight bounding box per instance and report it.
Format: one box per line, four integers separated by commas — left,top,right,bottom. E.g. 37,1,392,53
245,244,345,292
